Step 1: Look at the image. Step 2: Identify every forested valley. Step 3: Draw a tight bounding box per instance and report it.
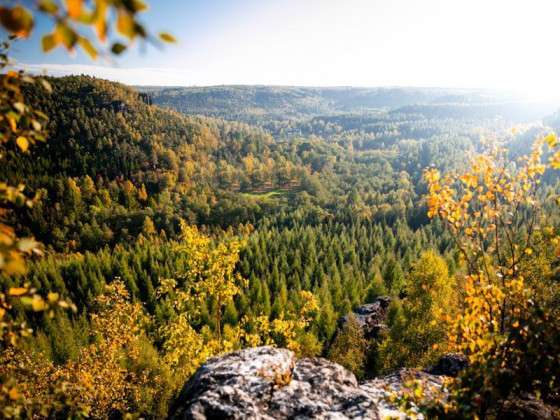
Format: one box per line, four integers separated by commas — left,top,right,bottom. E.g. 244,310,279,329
1,71,559,417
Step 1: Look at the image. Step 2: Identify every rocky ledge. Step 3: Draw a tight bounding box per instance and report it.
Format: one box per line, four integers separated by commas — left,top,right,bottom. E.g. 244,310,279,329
169,346,448,419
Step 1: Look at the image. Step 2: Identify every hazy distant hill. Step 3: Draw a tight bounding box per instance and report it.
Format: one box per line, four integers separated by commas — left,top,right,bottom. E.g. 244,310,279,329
139,85,557,124
392,102,558,121
139,86,460,123
545,110,560,132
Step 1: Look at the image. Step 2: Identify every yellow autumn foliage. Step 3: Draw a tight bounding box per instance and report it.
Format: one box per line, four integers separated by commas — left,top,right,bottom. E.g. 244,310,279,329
425,133,559,362
1,281,161,418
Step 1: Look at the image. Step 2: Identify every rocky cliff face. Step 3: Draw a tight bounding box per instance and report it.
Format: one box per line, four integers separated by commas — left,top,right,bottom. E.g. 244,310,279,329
169,346,448,419
338,297,392,340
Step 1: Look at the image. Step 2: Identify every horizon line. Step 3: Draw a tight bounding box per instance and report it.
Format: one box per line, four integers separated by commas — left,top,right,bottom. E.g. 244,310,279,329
11,62,539,94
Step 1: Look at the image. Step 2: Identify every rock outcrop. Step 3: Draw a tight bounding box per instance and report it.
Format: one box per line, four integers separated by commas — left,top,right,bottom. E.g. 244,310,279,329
426,352,468,377
169,346,448,420
496,395,559,419
338,297,391,340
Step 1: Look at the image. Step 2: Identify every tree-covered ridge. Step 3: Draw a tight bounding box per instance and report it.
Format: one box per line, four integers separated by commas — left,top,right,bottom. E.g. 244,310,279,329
5,77,557,326
5,76,479,253
3,76,334,250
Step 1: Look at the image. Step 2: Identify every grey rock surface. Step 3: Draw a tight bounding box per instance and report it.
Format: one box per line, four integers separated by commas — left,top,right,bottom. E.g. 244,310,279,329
169,346,449,420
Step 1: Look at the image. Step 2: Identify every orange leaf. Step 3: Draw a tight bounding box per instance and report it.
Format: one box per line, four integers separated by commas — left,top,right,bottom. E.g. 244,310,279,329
8,387,20,400
8,287,28,296
66,0,82,18
16,136,29,152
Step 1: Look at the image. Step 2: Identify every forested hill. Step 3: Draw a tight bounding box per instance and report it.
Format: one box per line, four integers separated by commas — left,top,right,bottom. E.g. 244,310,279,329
6,76,555,255
2,75,481,328
5,76,446,254
142,85,557,126
10,76,371,251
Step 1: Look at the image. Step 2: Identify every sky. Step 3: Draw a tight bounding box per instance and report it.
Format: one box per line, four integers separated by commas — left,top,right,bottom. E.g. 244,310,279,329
7,0,560,97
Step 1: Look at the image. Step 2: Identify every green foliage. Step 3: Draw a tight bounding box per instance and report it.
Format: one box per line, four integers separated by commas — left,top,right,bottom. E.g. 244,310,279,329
379,251,456,372
327,313,368,379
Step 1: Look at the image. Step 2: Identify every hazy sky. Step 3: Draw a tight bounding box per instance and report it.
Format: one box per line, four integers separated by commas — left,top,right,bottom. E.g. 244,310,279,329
9,0,560,95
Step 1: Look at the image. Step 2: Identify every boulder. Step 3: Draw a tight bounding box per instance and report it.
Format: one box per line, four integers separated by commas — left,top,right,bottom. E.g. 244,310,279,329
338,297,391,339
169,346,449,420
170,346,380,419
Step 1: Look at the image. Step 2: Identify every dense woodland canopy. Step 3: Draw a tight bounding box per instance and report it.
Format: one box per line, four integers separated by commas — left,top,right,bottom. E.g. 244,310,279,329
1,74,560,417
4,76,466,339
